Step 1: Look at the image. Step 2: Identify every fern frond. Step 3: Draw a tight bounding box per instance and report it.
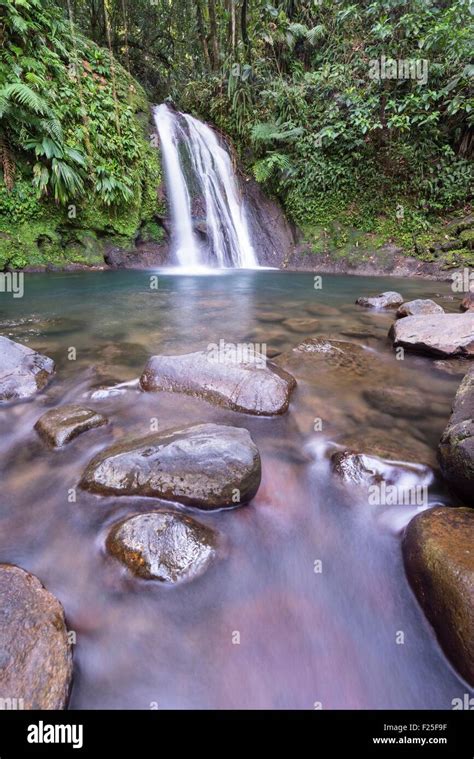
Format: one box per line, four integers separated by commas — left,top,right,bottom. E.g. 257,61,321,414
252,158,274,183
39,118,63,143
252,152,293,183
251,121,304,144
287,23,308,39
0,83,51,116
306,25,326,45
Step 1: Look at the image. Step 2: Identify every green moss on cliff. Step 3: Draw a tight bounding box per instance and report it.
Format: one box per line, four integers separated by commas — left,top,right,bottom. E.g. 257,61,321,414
0,2,164,270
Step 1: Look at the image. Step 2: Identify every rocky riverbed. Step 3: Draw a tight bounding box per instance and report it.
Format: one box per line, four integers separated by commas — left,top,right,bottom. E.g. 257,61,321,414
0,270,472,709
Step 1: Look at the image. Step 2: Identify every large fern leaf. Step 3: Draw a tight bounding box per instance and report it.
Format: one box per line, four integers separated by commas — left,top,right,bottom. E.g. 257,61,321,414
251,121,304,144
306,25,326,45
0,83,51,116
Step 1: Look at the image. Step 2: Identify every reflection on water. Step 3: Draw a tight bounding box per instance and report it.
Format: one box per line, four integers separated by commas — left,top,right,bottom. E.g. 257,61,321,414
0,270,470,709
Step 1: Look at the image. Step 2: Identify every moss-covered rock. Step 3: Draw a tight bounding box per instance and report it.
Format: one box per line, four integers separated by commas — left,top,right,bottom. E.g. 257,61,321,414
460,229,474,250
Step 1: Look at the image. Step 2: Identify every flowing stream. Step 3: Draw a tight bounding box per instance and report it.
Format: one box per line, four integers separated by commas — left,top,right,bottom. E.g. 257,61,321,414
0,269,471,709
153,104,258,269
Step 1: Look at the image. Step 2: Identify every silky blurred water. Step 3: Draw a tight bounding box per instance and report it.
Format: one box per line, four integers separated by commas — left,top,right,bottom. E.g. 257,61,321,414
0,269,470,709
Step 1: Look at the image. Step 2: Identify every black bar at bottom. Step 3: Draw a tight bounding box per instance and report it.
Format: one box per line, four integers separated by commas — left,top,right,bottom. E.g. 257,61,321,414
0,710,472,756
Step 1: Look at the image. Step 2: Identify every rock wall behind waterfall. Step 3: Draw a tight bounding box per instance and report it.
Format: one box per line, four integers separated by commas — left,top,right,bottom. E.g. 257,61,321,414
240,177,298,267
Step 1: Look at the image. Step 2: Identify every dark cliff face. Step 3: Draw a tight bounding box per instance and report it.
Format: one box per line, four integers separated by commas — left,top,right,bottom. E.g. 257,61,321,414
241,177,297,267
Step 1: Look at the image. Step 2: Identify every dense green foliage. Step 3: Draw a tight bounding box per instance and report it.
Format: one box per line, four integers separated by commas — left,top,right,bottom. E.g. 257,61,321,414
180,1,473,229
0,0,161,268
0,0,472,267
58,0,473,258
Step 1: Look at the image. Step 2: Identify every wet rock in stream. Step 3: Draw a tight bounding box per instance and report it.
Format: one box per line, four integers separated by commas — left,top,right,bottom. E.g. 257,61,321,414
331,449,434,490
80,423,261,509
282,317,320,334
139,350,296,415
438,367,474,502
356,291,404,309
389,313,474,358
305,302,340,317
461,293,474,312
403,507,474,686
363,386,428,419
107,511,217,583
396,299,444,318
0,336,55,403
0,565,72,709
336,427,436,465
433,359,472,377
35,405,108,448
275,337,381,378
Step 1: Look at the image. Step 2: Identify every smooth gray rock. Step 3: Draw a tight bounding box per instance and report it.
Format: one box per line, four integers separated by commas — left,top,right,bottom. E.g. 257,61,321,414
0,564,72,709
356,291,403,309
35,405,108,448
140,350,296,415
80,423,261,509
0,336,55,402
396,299,444,318
107,511,217,583
389,313,474,358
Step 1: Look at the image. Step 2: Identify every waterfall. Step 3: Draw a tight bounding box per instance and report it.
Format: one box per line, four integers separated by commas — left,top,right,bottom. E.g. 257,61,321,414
153,103,258,269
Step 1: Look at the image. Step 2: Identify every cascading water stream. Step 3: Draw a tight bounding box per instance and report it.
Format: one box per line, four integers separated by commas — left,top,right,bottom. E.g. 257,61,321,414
153,103,258,269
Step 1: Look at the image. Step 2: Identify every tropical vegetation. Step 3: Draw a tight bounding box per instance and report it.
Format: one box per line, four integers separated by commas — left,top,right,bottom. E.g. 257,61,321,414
0,0,473,268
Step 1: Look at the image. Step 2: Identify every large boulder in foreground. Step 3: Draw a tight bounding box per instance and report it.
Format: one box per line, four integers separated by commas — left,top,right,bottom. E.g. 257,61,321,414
80,423,261,509
107,511,217,583
140,351,296,415
389,313,474,358
0,336,55,403
0,565,72,709
403,507,474,686
35,405,108,448
396,299,444,318
438,368,473,502
356,291,403,309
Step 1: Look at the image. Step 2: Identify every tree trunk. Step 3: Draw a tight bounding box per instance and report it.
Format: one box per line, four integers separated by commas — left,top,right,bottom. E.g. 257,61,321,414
241,0,251,62
229,0,237,55
196,0,211,69
208,0,220,69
